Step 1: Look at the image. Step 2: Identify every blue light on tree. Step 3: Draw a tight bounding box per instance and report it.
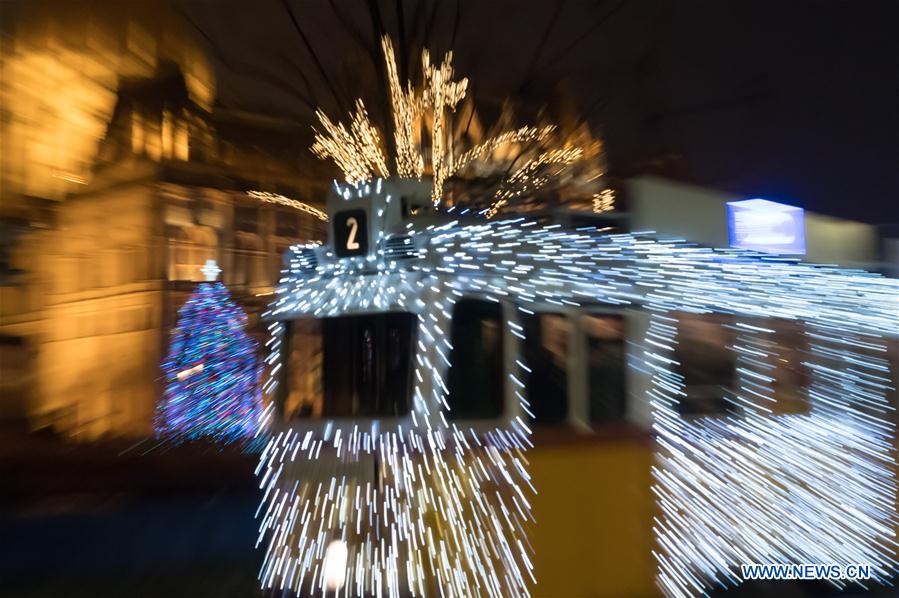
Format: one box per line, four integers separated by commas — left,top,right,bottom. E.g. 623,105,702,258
155,261,264,443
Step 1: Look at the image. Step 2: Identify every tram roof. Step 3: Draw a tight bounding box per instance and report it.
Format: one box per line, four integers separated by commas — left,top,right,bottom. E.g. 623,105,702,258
267,209,898,339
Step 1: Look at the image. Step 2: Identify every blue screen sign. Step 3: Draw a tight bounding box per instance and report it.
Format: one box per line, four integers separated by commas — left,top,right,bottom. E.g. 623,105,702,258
727,198,806,255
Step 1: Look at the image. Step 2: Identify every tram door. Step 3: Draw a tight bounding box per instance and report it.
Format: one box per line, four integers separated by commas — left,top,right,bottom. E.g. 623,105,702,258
277,313,417,488
320,313,414,418
522,313,570,425
582,314,627,425
522,310,653,596
279,313,416,420
446,300,506,419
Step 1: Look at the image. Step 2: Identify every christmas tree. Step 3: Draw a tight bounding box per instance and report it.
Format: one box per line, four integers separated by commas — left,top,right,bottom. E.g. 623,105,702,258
155,261,264,443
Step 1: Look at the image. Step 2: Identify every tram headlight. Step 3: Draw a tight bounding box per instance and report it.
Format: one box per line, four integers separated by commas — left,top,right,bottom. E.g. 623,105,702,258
323,539,348,591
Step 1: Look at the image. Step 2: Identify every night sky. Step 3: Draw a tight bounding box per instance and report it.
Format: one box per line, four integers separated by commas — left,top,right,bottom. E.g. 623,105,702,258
181,1,898,224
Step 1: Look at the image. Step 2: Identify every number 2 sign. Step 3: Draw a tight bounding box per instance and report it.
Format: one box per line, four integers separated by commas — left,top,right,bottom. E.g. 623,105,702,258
333,209,368,257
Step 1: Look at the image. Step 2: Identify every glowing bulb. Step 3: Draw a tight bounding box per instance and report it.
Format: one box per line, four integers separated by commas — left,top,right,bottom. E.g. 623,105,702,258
322,540,348,591
200,259,221,281
175,363,204,381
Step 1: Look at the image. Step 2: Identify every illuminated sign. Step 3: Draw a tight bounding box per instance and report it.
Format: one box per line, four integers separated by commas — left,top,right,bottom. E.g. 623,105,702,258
333,209,368,257
727,198,806,255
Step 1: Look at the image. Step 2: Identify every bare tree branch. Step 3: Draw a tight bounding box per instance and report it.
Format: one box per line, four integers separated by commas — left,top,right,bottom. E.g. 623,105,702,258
282,0,349,114
517,0,565,93
532,0,629,79
176,5,317,111
394,0,410,82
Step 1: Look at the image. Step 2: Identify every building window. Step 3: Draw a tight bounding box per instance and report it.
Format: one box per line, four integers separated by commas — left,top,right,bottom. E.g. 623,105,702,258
275,210,299,237
0,335,30,421
131,110,144,154
234,206,259,234
282,314,416,418
447,300,504,419
169,225,217,282
233,231,264,288
584,314,627,424
300,212,326,241
145,116,162,161
522,313,569,424
174,116,189,161
161,110,173,159
675,313,736,416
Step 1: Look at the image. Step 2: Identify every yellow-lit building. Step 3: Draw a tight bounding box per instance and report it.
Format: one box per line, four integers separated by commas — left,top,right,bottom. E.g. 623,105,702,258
0,5,326,438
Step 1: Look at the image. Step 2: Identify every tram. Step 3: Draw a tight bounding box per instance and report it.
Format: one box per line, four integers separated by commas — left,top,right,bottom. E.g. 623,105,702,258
255,178,899,597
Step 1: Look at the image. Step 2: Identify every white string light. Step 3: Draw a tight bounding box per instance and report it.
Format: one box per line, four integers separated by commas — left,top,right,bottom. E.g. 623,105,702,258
312,37,602,213
247,191,329,222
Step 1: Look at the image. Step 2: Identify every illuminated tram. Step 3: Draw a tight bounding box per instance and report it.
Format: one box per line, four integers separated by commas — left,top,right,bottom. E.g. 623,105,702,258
255,178,899,597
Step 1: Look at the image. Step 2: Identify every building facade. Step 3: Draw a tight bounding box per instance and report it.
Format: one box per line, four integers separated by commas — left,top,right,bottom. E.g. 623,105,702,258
1,61,326,439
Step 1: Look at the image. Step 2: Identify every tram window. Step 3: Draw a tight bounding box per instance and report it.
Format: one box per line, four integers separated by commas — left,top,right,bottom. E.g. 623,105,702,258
283,313,415,418
770,320,811,415
522,313,569,424
447,300,504,419
675,314,736,416
282,318,323,418
584,315,627,423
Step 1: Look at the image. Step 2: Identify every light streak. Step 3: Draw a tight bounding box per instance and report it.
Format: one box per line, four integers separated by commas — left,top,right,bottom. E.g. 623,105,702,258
312,37,602,214
382,36,424,179
247,191,329,222
592,188,615,213
176,362,204,381
421,47,468,203
312,99,389,184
